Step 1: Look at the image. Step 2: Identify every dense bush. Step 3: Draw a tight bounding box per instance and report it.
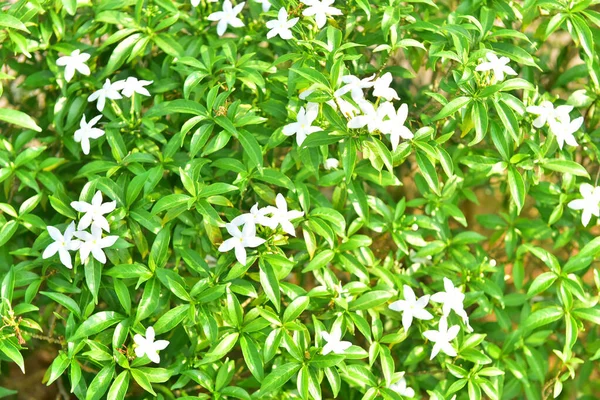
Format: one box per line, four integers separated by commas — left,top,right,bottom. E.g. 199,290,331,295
1,0,600,399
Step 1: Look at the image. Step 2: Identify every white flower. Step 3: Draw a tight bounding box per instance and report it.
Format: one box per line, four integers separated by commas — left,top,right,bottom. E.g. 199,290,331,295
527,101,555,129
208,0,245,36
255,0,271,12
335,98,359,117
56,49,90,82
218,222,266,265
282,103,321,145
321,327,352,355
74,115,105,155
133,326,169,364
348,101,393,133
475,52,517,84
422,317,460,359
380,103,414,151
113,77,153,98
231,203,277,229
372,72,399,101
263,193,304,236
191,0,200,6
302,0,343,29
568,183,600,226
334,74,375,103
42,222,81,269
549,116,583,149
266,8,298,40
324,158,339,170
74,224,119,264
431,277,471,329
87,79,123,112
388,285,433,331
70,190,116,232
389,376,415,397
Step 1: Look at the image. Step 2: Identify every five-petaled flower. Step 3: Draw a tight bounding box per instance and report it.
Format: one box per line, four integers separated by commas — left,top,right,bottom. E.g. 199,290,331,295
431,277,471,330
568,183,600,226
88,78,123,112
324,158,339,170
373,72,400,101
74,115,105,155
42,222,81,269
380,103,414,151
389,375,415,397
208,0,245,36
422,317,460,359
74,224,118,264
56,49,90,82
71,190,116,232
388,285,433,331
263,193,304,236
133,326,169,364
321,327,352,355
113,77,153,98
302,0,343,29
475,52,517,84
334,74,375,103
266,8,298,40
218,222,266,265
550,116,583,149
255,0,271,12
232,203,277,229
348,101,393,133
282,103,321,146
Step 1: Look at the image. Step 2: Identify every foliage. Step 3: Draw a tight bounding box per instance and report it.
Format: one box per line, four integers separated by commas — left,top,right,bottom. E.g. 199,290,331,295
1,0,600,399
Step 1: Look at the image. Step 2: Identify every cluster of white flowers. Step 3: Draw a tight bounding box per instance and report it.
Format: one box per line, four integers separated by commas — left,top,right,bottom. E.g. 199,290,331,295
218,194,304,265
55,50,152,155
568,183,600,226
527,101,583,149
389,278,471,360
42,190,118,268
207,0,342,38
133,326,169,364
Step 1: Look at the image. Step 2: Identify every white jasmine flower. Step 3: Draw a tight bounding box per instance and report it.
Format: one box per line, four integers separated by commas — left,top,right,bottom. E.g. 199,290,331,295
549,116,583,149
282,102,321,145
422,317,460,359
475,52,517,84
568,183,600,226
218,222,266,265
389,375,415,397
266,8,298,40
70,190,116,232
372,72,399,101
208,0,245,36
263,193,304,236
87,79,123,112
302,0,343,29
74,224,118,264
113,77,153,97
255,0,271,12
335,98,359,117
348,101,393,133
231,203,277,229
380,103,414,150
321,327,352,355
133,326,169,364
324,158,339,170
42,222,81,269
191,0,200,6
334,74,375,103
431,277,471,329
526,101,555,129
56,49,90,82
388,285,433,331
74,115,105,155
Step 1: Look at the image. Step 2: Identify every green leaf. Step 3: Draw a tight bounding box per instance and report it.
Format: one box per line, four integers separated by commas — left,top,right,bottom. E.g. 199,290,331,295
71,311,124,340
136,277,160,322
0,221,18,247
85,364,114,400
237,129,263,170
0,339,24,373
349,291,393,311
302,250,335,272
0,108,41,132
240,335,264,382
526,272,557,298
571,15,594,59
573,307,600,325
507,166,525,213
0,14,29,32
107,370,130,400
259,363,302,396
541,160,589,177
524,306,563,331
131,369,156,396
259,261,280,312
40,291,81,319
432,96,470,120
154,304,190,335
282,296,310,323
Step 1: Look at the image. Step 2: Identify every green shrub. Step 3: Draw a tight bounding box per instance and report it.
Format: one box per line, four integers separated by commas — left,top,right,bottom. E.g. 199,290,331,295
0,0,599,399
